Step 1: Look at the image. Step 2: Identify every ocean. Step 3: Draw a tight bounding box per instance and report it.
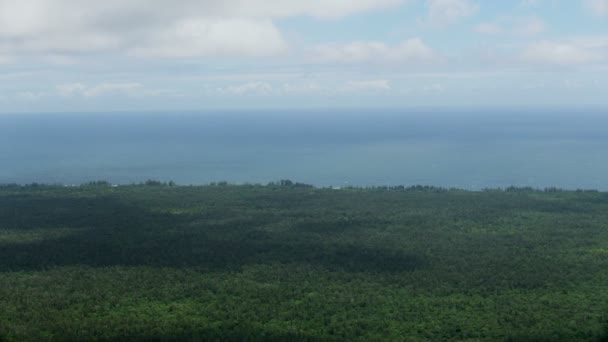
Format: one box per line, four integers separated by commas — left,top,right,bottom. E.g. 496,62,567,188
1,108,607,190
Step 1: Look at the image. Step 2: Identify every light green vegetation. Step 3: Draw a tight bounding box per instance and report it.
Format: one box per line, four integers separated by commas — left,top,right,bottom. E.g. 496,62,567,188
0,183,607,341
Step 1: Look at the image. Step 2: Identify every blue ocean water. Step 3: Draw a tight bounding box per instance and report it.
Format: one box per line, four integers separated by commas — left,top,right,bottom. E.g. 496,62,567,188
1,109,607,190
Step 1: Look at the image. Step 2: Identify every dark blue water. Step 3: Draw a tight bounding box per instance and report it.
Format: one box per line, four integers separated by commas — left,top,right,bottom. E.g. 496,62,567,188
1,109,607,190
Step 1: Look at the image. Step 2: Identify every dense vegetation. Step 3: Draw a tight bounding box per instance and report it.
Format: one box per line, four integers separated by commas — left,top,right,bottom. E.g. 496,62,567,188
1,182,607,341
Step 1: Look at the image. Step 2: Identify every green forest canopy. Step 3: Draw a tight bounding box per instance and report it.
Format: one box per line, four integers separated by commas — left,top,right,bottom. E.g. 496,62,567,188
0,182,607,341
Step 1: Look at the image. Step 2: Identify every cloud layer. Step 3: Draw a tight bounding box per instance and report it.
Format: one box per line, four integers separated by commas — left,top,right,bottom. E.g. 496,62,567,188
57,83,143,97
426,0,479,26
520,39,606,66
0,0,403,59
312,39,437,63
585,0,608,15
2,0,608,110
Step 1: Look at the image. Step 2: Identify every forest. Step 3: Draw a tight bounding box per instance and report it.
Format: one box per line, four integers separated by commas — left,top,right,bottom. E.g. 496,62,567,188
0,181,607,341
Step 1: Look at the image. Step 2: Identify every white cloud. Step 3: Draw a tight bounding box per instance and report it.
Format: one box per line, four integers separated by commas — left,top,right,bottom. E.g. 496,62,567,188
16,92,46,101
0,0,404,60
0,33,121,55
230,0,405,18
312,38,437,63
0,71,35,80
570,36,608,49
474,23,503,35
130,18,286,58
474,17,545,37
57,82,142,97
422,83,444,92
57,83,88,97
37,55,79,65
281,82,324,95
584,0,608,16
0,55,13,64
211,79,392,96
342,80,392,91
520,41,602,65
519,0,542,7
426,0,479,26
215,82,275,96
562,79,582,89
84,83,143,97
521,83,545,90
512,17,546,36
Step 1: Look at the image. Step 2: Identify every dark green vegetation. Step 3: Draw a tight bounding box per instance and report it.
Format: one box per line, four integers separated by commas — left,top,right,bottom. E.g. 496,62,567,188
1,183,608,341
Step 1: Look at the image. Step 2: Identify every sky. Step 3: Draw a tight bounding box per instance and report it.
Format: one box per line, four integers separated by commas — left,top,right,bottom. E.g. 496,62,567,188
0,0,607,112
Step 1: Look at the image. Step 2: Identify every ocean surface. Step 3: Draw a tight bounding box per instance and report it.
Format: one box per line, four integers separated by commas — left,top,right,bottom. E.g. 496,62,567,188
1,109,607,190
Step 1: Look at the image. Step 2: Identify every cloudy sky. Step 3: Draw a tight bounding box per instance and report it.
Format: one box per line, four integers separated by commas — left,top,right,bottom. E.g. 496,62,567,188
1,0,607,112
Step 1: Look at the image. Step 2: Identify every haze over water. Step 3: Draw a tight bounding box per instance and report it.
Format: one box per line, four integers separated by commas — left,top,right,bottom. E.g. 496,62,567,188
1,109,607,190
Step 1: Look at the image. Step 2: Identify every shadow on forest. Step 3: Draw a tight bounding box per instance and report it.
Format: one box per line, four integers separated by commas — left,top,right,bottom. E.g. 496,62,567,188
0,195,426,273
53,323,332,342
